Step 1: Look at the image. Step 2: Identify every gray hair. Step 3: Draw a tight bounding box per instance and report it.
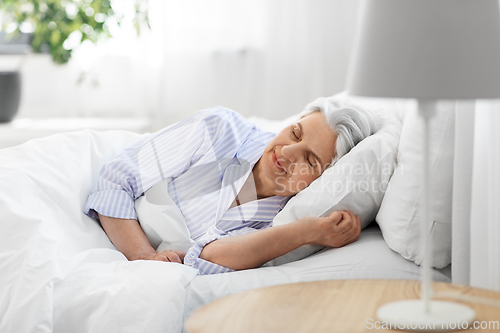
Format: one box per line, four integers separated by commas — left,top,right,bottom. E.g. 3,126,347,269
300,97,381,166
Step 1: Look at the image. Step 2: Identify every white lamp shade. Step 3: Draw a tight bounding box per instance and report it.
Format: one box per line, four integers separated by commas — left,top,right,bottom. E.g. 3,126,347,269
346,0,500,99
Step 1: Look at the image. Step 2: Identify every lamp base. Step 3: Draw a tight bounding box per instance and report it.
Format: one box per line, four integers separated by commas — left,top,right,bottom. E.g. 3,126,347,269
376,300,475,331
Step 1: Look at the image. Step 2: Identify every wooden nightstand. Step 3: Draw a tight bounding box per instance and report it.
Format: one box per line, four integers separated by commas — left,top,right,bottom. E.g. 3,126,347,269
184,279,500,333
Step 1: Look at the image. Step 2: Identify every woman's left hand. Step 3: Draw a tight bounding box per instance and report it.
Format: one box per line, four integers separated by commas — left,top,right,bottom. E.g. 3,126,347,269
305,210,361,248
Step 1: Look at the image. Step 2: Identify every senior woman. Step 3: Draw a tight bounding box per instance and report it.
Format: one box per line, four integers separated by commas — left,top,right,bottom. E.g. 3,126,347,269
84,97,380,275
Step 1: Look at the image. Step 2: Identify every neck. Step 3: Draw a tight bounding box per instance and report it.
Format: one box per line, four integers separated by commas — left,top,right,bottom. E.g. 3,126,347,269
251,159,274,199
229,169,259,209
229,159,275,209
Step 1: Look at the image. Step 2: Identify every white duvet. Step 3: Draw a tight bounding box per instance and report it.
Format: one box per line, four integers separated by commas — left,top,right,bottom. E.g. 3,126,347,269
0,129,450,333
0,130,197,333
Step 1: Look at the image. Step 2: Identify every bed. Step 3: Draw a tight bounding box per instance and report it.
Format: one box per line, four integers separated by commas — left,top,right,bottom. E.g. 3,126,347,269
0,94,453,333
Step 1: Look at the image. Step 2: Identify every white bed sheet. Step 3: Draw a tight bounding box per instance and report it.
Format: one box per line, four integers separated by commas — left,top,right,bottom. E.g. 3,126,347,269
0,129,450,333
183,223,450,322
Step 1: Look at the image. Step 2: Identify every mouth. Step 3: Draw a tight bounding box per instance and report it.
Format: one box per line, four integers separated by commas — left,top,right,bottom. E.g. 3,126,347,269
272,150,286,173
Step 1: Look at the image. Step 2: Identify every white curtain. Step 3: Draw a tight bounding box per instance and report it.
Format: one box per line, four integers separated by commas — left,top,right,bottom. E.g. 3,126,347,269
453,100,500,292
14,1,360,126
469,100,500,291
451,101,475,286
151,0,360,129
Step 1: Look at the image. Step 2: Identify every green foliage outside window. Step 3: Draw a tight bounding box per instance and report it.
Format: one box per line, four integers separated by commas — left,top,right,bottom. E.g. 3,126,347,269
0,0,149,64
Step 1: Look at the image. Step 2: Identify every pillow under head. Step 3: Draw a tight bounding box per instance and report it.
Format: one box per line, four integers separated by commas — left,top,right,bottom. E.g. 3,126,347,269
265,97,402,266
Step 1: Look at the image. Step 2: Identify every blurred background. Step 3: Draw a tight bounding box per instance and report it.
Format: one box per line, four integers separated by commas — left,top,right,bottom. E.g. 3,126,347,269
0,0,360,146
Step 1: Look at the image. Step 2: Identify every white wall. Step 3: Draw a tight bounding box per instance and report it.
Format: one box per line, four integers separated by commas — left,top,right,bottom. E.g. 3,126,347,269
1,0,360,130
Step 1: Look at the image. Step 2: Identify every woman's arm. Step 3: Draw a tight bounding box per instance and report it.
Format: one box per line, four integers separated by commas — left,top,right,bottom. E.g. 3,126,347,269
98,213,184,263
199,210,361,270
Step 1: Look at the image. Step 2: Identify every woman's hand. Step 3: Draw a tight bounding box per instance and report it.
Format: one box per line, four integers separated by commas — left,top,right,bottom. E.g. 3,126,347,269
143,250,185,264
305,210,361,248
97,213,187,264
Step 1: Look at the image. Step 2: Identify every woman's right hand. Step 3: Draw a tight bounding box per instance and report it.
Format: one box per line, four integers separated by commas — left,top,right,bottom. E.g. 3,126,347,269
305,210,361,248
97,213,186,264
143,250,185,264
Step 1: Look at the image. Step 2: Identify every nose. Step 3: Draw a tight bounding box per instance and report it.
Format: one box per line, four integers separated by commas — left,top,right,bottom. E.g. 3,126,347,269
281,144,298,163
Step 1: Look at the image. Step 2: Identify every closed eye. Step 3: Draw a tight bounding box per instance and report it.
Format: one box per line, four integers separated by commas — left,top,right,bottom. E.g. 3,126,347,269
295,122,322,173
307,155,318,170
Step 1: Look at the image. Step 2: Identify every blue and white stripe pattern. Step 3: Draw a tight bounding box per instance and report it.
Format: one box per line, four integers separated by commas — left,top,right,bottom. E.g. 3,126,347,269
84,107,290,274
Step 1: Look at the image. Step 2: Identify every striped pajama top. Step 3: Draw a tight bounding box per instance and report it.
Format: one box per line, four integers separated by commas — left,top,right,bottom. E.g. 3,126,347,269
84,107,291,274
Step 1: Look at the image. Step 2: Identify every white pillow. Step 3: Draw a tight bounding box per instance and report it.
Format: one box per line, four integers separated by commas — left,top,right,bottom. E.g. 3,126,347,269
265,98,402,266
376,101,455,269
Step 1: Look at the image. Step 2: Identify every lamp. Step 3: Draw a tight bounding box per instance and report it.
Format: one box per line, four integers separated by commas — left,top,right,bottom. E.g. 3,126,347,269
346,0,500,330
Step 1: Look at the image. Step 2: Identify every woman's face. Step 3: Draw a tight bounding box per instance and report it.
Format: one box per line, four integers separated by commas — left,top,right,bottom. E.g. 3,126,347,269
256,111,337,197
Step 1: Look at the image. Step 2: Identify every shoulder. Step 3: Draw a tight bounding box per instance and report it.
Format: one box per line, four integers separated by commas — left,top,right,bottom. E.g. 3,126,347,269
195,106,251,126
192,106,265,140
195,107,276,154
152,106,274,148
